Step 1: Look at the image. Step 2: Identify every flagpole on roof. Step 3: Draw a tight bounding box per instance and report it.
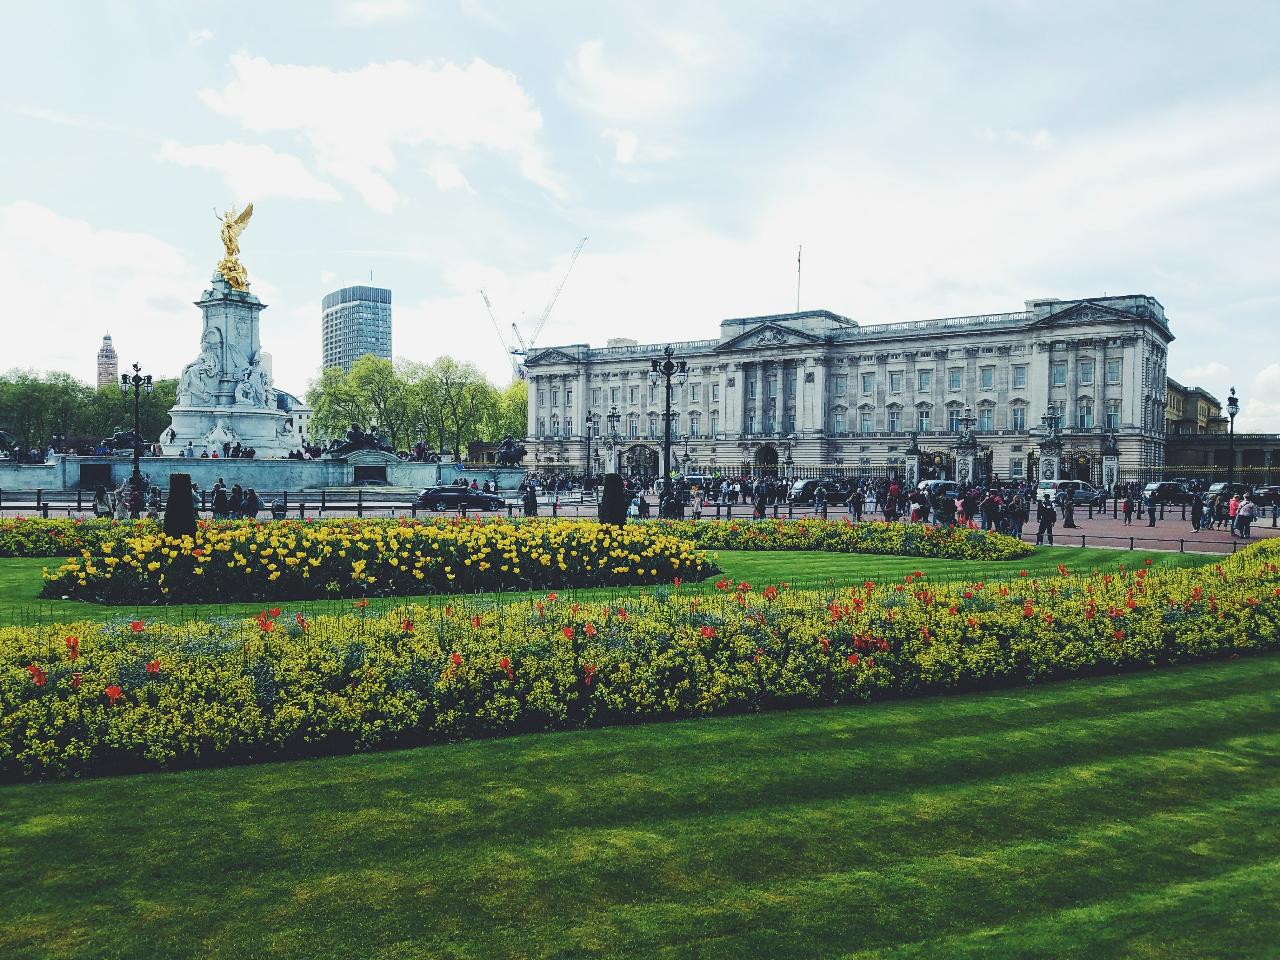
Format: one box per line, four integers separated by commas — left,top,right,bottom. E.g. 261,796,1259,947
796,244,802,313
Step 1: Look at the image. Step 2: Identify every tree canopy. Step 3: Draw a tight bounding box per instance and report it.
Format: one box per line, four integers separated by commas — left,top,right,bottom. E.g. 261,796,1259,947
0,370,178,452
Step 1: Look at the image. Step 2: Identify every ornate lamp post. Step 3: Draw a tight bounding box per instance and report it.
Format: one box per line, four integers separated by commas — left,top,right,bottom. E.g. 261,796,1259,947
649,346,687,514
602,404,622,473
1226,386,1239,489
119,362,153,493
584,411,599,492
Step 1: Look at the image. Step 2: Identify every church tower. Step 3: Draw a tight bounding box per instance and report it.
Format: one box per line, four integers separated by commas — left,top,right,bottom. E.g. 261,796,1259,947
96,334,119,388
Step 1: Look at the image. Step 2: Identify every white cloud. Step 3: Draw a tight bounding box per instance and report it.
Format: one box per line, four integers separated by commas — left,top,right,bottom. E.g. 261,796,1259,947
157,140,341,202
340,0,414,23
602,129,638,165
1179,361,1230,385
426,158,473,192
188,28,214,46
200,53,563,212
981,127,1053,150
0,202,200,388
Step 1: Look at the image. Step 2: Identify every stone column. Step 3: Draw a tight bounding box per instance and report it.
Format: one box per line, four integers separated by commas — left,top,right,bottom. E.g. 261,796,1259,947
754,363,764,434
525,374,537,440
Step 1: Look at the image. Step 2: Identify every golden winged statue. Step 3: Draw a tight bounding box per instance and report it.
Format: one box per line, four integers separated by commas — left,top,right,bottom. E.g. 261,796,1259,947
214,202,254,291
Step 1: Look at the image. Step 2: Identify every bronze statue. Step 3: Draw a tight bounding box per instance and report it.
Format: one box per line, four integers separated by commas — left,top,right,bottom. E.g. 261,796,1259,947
214,202,254,291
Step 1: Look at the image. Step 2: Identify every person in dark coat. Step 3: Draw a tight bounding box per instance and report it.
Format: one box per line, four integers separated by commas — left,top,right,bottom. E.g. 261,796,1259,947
1035,495,1057,546
228,484,244,520
522,487,539,517
163,473,198,537
597,473,628,526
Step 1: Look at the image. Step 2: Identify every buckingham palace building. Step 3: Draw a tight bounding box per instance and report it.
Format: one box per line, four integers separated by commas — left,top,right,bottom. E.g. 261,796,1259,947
523,294,1172,486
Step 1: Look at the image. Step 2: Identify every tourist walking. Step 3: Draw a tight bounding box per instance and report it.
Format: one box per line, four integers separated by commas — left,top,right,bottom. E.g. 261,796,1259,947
227,484,244,520
1035,494,1057,546
1236,496,1256,539
1122,497,1133,525
1190,496,1204,532
1145,492,1157,527
92,484,113,518
1008,494,1026,540
1229,494,1242,536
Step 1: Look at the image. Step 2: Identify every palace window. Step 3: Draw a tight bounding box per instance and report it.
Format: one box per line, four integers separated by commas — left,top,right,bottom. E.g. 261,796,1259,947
888,408,901,432
536,417,545,436
648,415,658,439
860,413,873,433
918,369,932,392
978,407,994,432
689,412,701,436
1078,400,1094,429
861,372,875,394
889,371,903,393
649,384,657,404
980,366,995,390
949,368,962,391
564,416,573,436
690,383,701,403
711,383,720,402
549,414,559,435
764,410,776,432
565,388,573,406
784,411,795,433
1106,400,1121,430
1010,459,1025,478
747,412,757,433
1079,360,1094,386
834,375,847,396
917,408,931,432
537,390,546,407
591,388,601,406
1011,406,1027,431
766,377,778,399
710,411,719,434
629,386,639,404
1106,359,1122,384
551,389,559,407
610,387,620,405
833,411,846,433
748,379,757,399
627,414,639,438
1051,362,1067,387
947,408,962,432
1012,365,1027,388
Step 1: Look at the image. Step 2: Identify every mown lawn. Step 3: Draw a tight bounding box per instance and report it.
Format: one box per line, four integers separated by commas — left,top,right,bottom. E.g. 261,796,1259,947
1,654,1276,959
0,546,1214,626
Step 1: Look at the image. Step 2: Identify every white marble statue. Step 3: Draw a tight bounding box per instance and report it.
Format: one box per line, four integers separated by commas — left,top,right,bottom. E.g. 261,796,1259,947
177,328,222,406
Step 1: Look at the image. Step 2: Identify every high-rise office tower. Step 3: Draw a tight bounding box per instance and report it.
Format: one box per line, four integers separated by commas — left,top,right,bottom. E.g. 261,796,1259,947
96,333,119,388
321,286,392,373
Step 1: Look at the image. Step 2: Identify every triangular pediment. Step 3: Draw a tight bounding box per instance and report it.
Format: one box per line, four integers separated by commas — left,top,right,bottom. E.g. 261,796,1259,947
1029,300,1136,327
524,347,579,367
716,322,823,352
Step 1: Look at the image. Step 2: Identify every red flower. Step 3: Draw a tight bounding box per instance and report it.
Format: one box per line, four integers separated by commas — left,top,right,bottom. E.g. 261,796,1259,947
146,659,161,674
583,664,597,686
546,592,558,603
1019,570,1028,578
819,636,831,652
354,599,369,610
715,578,730,591
762,585,779,602
846,653,859,666
584,623,597,637
1022,601,1035,618
673,577,683,588
737,582,750,593
966,616,979,629
450,651,463,667
268,607,281,619
104,684,123,705
700,625,716,639
499,656,513,680
1144,557,1153,566
563,626,575,639
535,601,545,616
471,615,482,629
65,636,79,660
1057,564,1069,577
1113,629,1124,641
295,612,310,632
71,672,82,690
129,620,145,633
402,619,414,633
25,664,46,686
617,607,629,621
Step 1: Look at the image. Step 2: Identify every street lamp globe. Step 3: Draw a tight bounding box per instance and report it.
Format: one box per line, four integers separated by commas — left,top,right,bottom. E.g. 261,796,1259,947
1227,387,1239,421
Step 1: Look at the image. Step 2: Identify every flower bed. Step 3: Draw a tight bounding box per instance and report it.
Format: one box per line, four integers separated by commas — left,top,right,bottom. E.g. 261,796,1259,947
654,517,1033,561
5,541,1279,779
0,518,151,558
39,518,716,604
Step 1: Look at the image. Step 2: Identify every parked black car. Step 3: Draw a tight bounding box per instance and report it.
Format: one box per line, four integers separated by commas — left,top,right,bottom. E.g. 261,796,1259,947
415,485,505,512
1248,485,1280,507
788,478,851,505
1141,481,1192,505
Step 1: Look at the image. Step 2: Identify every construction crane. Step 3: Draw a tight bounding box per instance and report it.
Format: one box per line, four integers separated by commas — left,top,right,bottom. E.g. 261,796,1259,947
509,236,588,375
478,289,520,380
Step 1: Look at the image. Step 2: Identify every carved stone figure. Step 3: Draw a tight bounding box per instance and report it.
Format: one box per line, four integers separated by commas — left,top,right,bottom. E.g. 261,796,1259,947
203,419,236,450
177,328,222,406
325,423,396,457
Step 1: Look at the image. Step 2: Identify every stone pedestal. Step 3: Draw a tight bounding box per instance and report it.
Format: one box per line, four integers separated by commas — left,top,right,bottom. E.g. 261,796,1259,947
162,273,298,458
1038,439,1063,481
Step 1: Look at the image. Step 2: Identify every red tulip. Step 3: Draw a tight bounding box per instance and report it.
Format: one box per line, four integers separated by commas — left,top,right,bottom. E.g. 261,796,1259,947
402,619,414,633
450,651,463,667
268,607,281,619
617,607,628,621
471,615,482,629
129,620,145,633
700,625,716,639
71,672,82,690
295,612,310,632
546,592,558,603
583,664,597,686
819,636,830,652
26,664,46,686
847,653,859,666
354,599,369,610
762,585,778,602
65,636,79,660
104,684,123,705
584,623,597,637
1113,629,1124,641
146,659,161,674
563,627,575,639
673,577,683,588
499,656,513,680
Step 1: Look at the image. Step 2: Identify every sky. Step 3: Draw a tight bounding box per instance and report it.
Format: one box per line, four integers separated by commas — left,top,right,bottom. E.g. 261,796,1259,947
2,0,1279,428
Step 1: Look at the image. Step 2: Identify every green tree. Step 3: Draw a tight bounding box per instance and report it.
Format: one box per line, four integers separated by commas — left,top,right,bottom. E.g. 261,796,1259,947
495,379,528,441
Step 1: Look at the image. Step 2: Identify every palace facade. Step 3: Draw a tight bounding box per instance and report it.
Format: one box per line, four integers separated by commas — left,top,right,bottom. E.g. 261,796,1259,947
524,295,1173,484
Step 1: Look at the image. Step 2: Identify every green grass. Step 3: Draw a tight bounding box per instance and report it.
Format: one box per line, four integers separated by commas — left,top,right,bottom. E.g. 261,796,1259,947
1,654,1276,959
0,547,1215,626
